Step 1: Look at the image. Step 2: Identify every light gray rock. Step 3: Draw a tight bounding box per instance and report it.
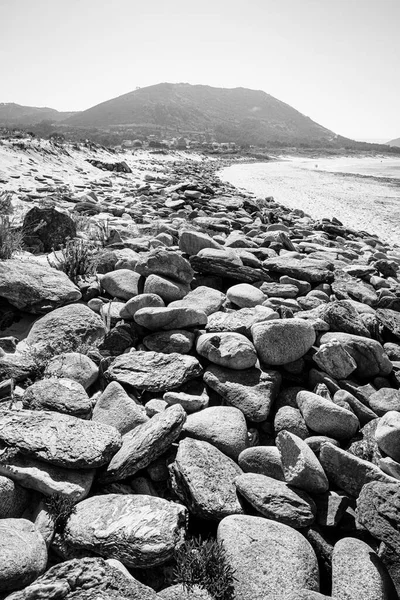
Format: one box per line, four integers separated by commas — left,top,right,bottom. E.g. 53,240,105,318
332,537,396,599
101,269,141,300
0,409,121,469
64,494,187,568
158,584,213,599
169,285,226,316
179,229,221,256
169,437,244,520
135,248,194,284
143,274,190,303
0,453,94,500
163,381,209,413
0,259,81,314
369,388,400,416
183,406,248,460
120,293,165,319
252,318,316,365
235,473,316,528
226,283,266,308
376,411,400,462
92,381,148,435
319,442,397,497
314,490,349,527
134,306,208,331
217,515,320,600
274,405,311,440
263,256,334,283
102,404,186,482
196,332,257,370
105,351,203,392
297,390,359,440
207,306,278,336
204,365,281,422
276,431,329,494
238,446,284,480
23,303,106,364
0,518,47,592
0,475,31,518
313,340,357,379
44,352,99,389
22,377,92,418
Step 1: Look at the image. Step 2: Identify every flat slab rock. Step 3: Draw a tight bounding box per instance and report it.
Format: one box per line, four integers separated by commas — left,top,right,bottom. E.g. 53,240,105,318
169,437,244,521
64,494,188,568
5,557,158,600
105,351,203,392
262,256,334,283
0,409,122,469
0,259,81,314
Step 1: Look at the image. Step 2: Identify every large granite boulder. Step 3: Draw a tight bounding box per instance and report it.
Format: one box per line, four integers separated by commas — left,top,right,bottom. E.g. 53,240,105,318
169,437,244,520
64,494,187,568
0,259,81,314
217,515,319,600
0,518,47,592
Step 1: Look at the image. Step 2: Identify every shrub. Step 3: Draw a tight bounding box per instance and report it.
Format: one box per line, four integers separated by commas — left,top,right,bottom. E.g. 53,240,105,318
174,537,236,600
0,216,23,259
50,238,97,284
45,493,76,533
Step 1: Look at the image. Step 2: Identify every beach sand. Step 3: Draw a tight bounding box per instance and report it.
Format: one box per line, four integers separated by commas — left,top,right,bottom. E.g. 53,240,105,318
219,156,400,246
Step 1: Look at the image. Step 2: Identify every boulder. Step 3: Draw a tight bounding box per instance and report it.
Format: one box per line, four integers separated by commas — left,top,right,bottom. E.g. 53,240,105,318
369,389,400,416
105,351,203,392
276,431,329,493
22,377,92,418
101,269,141,300
183,406,248,460
313,340,357,379
0,475,31,518
226,283,266,308
252,319,316,365
23,303,106,364
22,206,76,251
169,437,244,520
297,390,359,440
143,329,195,354
196,332,257,370
179,229,221,256
134,306,208,331
44,352,98,389
263,256,334,283
217,515,319,600
235,473,316,528
204,365,281,422
169,286,225,316
332,537,396,599
0,259,81,314
64,494,187,568
238,446,284,480
375,411,400,462
357,481,400,553
120,293,165,319
207,306,278,336
101,404,186,482
135,248,194,284
0,409,121,469
0,518,47,592
92,381,148,435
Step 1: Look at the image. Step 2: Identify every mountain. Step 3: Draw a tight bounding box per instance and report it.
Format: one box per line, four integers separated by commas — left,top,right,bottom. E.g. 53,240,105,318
0,103,76,126
65,83,339,145
387,137,400,147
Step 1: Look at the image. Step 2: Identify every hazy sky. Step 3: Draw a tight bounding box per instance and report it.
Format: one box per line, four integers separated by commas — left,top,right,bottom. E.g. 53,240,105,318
1,0,399,141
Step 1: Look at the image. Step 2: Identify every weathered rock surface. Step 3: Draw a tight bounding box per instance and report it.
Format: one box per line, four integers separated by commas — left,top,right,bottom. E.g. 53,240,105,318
238,446,284,480
64,494,187,568
196,332,257,370
204,364,281,422
105,351,203,392
0,259,81,314
22,377,92,418
0,518,47,592
92,381,148,435
252,318,316,365
169,437,243,520
134,306,208,331
44,352,99,389
102,404,186,482
0,475,31,518
357,482,400,553
297,390,359,440
263,256,334,283
217,515,320,600
0,409,122,469
235,473,316,528
5,557,158,600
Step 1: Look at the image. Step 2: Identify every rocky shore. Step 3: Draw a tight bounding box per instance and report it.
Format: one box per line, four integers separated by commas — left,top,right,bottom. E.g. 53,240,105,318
1,139,400,599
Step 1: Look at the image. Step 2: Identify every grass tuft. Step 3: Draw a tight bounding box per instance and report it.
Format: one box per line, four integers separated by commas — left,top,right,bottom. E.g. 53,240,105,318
0,216,23,260
50,238,97,284
174,536,236,600
45,493,76,533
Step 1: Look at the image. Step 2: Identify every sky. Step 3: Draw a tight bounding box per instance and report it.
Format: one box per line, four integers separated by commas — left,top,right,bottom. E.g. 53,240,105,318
1,0,399,141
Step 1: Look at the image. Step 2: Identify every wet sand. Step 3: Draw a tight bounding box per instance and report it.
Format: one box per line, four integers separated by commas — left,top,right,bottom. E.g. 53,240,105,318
219,156,400,246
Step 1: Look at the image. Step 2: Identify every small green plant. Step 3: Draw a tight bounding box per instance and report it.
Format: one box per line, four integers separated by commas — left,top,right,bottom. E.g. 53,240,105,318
50,238,97,284
45,493,76,533
174,537,236,600
0,216,23,259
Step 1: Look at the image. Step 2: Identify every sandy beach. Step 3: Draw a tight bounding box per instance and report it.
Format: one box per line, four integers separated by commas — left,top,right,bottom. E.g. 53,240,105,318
219,155,400,246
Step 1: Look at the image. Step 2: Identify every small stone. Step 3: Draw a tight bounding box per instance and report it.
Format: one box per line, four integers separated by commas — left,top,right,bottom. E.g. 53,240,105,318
143,329,195,354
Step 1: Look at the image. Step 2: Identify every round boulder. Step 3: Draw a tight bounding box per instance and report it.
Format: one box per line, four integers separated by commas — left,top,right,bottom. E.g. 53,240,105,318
251,319,316,365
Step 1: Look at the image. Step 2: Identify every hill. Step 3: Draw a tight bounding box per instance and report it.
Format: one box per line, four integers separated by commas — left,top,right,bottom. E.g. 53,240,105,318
0,103,76,126
64,82,339,146
387,137,400,148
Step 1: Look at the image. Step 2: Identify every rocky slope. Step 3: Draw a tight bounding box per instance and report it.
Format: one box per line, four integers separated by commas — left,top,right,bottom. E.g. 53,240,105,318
0,138,400,599
0,103,76,126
